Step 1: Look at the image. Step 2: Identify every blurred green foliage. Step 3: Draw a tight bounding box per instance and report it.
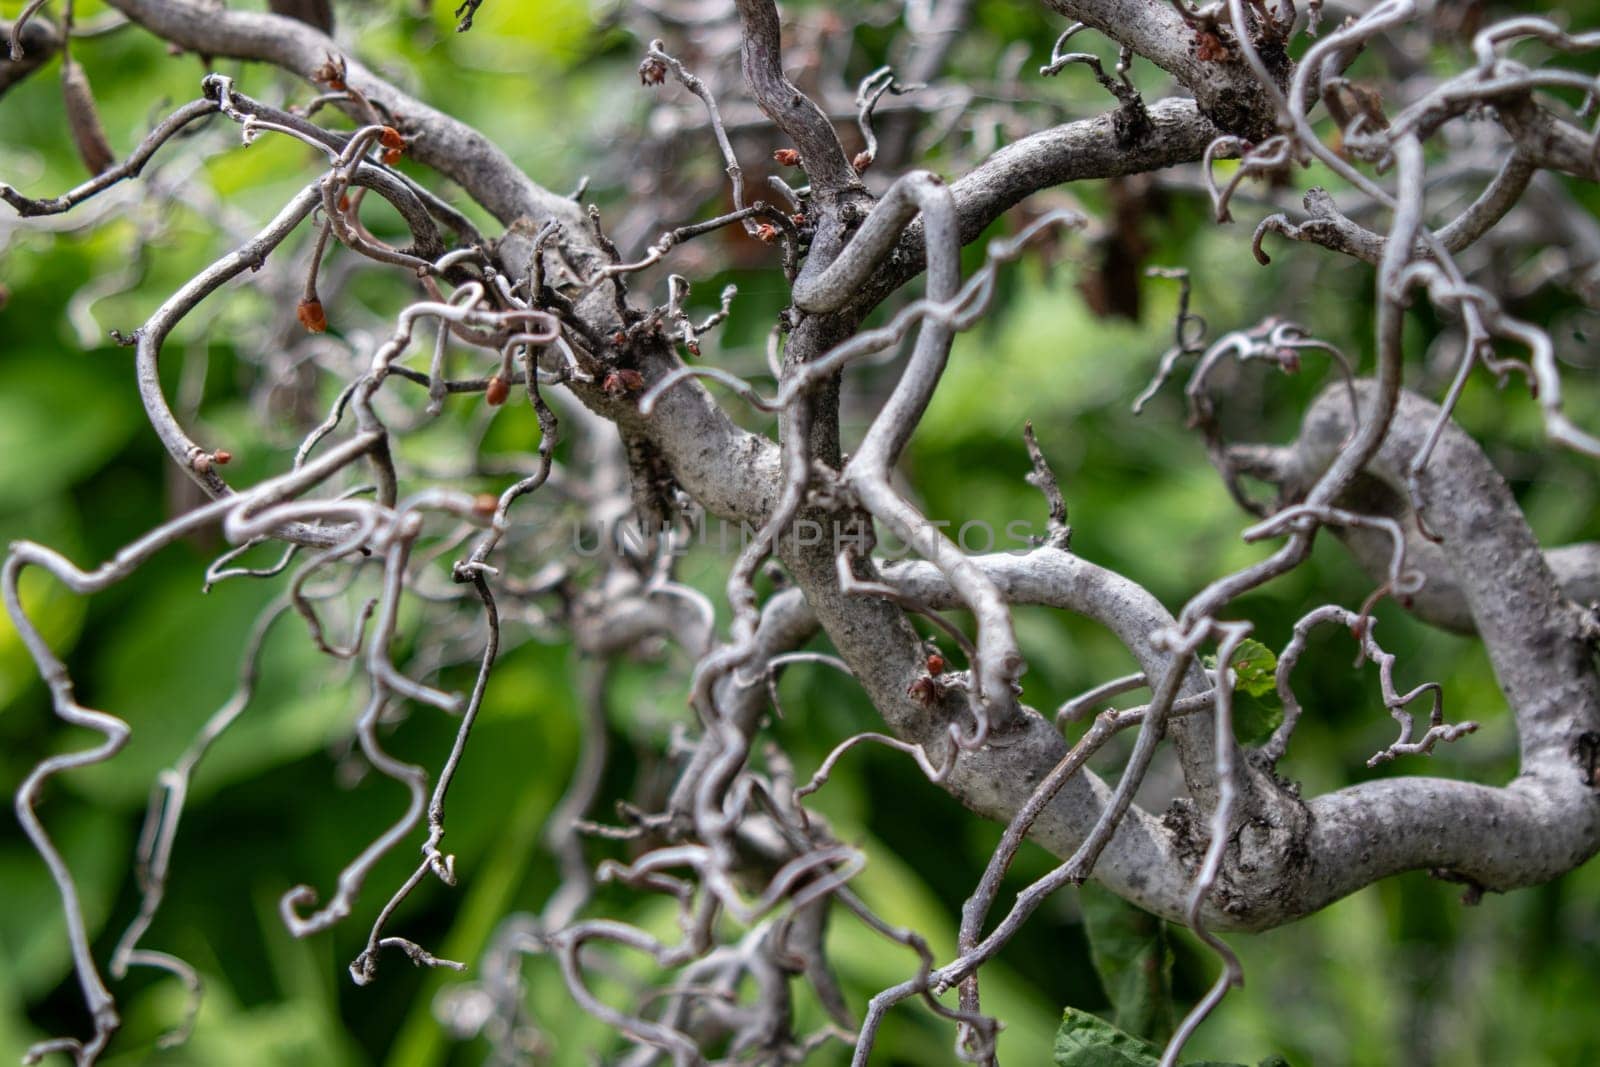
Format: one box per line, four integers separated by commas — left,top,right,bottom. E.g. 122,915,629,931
4,1,1600,1065
1052,1007,1286,1067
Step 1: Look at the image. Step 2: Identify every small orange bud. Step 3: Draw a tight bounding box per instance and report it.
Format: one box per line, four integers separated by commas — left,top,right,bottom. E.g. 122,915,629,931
755,222,778,244
337,193,351,213
297,298,327,333
212,450,233,466
473,493,499,518
485,374,510,406
378,126,405,150
381,147,403,165
773,148,800,166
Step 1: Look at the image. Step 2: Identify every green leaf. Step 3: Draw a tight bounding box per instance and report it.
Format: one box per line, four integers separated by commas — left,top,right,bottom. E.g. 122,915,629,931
1079,883,1174,1043
1203,638,1283,745
1226,638,1278,699
1052,1008,1262,1067
1232,691,1283,747
1053,1008,1162,1067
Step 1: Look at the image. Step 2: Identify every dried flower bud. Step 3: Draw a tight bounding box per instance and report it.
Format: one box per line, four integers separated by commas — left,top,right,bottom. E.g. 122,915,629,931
485,374,510,406
378,126,405,150
297,298,327,333
773,148,800,167
639,56,667,86
212,450,233,466
602,369,645,397
852,150,873,173
755,222,778,244
907,675,941,707
312,54,348,90
1195,30,1228,62
1341,83,1390,129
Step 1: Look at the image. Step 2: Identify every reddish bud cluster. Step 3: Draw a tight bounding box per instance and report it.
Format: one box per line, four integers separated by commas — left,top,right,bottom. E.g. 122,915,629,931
852,150,873,173
1195,30,1228,62
755,222,778,244
378,127,406,165
602,369,645,397
773,148,800,167
311,54,348,91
